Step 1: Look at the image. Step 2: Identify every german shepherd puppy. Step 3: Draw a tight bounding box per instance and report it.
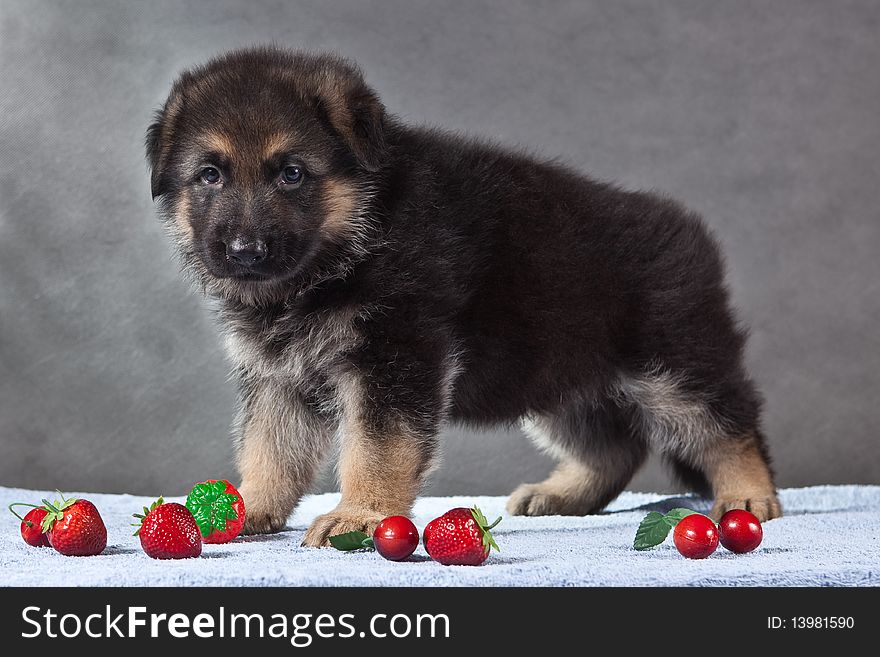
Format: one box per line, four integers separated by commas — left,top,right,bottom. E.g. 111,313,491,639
147,47,781,545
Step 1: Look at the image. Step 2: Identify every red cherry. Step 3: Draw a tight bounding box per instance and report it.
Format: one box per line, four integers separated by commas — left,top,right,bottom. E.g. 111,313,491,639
372,516,419,561
719,509,763,553
20,508,51,547
9,504,51,547
673,514,719,559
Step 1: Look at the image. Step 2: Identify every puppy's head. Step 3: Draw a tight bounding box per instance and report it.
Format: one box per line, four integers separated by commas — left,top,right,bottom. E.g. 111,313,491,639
146,47,385,304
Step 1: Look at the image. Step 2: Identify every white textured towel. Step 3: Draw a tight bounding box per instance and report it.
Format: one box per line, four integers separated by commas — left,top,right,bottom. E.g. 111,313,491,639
2,485,877,586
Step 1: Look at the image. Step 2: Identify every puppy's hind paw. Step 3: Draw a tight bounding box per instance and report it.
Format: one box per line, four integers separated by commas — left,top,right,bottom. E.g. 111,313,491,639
710,494,783,523
506,483,588,516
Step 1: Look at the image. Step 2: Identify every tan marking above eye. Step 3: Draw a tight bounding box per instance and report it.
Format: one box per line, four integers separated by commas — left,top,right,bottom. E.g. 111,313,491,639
263,132,295,158
200,131,235,157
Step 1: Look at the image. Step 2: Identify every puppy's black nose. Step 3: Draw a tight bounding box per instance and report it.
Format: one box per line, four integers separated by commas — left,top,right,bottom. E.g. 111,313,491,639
226,238,268,266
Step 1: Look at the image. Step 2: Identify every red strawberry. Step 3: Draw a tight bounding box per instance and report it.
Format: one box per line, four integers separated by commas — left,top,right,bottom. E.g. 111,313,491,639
185,479,246,544
40,494,107,556
424,506,501,566
8,504,51,547
134,497,202,560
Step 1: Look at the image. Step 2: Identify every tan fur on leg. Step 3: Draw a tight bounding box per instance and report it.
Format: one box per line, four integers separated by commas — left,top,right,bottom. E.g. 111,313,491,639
237,428,300,535
507,460,609,516
508,404,648,517
301,420,431,547
704,433,782,522
619,372,781,522
237,379,334,534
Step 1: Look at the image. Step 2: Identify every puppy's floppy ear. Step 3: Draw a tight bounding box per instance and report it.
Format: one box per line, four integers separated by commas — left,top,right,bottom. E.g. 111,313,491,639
344,86,386,172
145,86,185,200
317,73,386,173
145,118,166,200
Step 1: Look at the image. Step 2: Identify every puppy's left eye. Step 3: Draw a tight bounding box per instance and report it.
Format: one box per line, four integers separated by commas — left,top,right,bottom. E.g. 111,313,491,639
279,165,304,187
200,167,222,185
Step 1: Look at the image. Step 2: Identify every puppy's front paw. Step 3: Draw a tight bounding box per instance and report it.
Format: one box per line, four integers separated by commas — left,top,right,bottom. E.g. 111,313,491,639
710,494,783,523
242,509,288,535
301,508,385,547
238,486,291,535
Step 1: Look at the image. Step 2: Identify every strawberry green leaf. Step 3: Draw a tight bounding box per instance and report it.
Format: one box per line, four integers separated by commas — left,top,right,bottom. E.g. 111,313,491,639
328,531,374,551
218,493,240,512
471,506,501,553
190,506,214,538
40,512,55,533
663,508,698,527
634,511,672,550
38,496,76,534
186,482,240,538
483,531,500,553
132,497,165,536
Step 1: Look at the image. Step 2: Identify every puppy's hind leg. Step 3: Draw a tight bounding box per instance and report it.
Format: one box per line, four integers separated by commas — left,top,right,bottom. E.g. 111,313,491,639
507,398,647,516
622,370,782,522
661,426,781,522
702,430,781,522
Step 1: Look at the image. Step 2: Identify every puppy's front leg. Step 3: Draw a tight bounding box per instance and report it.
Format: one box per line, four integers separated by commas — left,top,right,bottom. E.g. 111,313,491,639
301,380,439,547
301,423,435,547
236,377,335,535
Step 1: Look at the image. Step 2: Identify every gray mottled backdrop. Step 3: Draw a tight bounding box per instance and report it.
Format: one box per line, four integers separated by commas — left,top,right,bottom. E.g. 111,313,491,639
1,1,878,497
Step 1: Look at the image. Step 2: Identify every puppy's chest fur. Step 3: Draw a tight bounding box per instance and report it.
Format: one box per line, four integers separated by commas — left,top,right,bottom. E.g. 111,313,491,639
220,301,361,414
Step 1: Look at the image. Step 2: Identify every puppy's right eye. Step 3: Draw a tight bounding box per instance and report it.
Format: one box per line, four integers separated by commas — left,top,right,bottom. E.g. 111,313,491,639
200,167,221,185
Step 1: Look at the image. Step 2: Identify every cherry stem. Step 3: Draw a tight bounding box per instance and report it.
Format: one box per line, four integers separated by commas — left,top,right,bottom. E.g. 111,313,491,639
8,502,41,523
483,516,502,531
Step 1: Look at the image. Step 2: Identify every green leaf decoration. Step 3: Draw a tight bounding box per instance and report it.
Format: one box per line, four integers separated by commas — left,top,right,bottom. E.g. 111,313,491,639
186,481,241,538
634,507,703,550
634,511,671,550
191,506,214,538
328,531,374,551
663,508,698,527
